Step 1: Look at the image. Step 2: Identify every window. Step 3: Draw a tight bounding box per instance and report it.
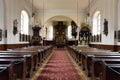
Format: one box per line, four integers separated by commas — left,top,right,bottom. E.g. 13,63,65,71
93,11,101,35
21,10,29,34
68,25,72,39
47,26,53,40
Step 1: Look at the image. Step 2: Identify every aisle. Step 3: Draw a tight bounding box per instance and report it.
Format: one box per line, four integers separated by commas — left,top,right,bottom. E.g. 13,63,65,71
37,49,84,80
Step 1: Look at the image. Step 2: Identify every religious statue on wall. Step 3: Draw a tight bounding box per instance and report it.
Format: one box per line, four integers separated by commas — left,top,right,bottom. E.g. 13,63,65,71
13,19,18,35
103,19,108,36
71,21,77,39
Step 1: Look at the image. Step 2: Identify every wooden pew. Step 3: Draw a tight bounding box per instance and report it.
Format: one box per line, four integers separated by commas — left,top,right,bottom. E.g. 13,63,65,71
67,46,81,65
8,48,49,70
91,58,120,80
0,52,34,77
7,51,38,71
13,46,52,69
0,64,15,80
85,53,120,77
0,58,26,80
100,63,120,80
68,46,120,77
0,46,53,77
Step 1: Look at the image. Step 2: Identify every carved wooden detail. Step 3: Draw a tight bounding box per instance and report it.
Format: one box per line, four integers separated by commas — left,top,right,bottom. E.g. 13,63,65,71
54,22,67,48
79,27,91,45
30,25,42,46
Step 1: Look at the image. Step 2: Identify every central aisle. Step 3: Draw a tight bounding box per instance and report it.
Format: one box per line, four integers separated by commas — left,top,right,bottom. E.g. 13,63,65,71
37,49,84,80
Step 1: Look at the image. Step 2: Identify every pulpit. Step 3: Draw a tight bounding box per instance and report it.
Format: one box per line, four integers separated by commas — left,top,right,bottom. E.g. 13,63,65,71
30,25,41,45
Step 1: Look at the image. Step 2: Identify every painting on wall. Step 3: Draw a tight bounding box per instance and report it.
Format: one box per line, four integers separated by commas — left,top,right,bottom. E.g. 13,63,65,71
0,29,2,41
118,30,120,42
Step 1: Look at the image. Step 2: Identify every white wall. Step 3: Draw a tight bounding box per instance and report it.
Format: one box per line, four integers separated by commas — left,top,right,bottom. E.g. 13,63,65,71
4,0,32,44
117,0,120,45
35,9,86,40
1,0,119,45
90,0,118,45
0,0,5,44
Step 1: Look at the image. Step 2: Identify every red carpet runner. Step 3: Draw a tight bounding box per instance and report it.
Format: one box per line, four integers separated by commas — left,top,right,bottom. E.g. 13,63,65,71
37,49,83,80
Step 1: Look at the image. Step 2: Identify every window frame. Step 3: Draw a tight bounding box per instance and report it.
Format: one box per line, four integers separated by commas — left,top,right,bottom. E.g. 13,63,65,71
20,10,29,35
92,11,101,35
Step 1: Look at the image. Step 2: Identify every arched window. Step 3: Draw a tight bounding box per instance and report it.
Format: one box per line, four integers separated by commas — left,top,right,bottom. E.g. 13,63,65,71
93,11,101,35
47,26,53,40
21,10,29,34
68,25,72,39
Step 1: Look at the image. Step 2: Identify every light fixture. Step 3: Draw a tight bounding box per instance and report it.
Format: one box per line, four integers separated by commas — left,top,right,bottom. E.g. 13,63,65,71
87,0,90,17
86,0,91,24
77,0,79,26
32,0,35,17
42,0,45,27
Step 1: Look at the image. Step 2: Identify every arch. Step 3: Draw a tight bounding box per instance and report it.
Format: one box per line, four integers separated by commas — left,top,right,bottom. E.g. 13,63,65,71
44,15,75,26
20,10,29,35
42,15,78,40
44,15,78,27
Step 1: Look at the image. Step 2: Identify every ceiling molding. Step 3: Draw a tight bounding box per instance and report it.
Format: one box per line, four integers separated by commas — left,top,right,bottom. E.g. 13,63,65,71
36,9,86,13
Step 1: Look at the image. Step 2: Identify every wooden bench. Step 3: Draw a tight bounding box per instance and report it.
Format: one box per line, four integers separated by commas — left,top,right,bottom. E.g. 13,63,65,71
13,46,52,69
81,52,120,76
0,52,34,77
3,51,38,71
68,46,120,77
0,64,15,80
0,46,53,78
91,58,120,80
0,58,26,80
100,63,120,80
67,46,81,65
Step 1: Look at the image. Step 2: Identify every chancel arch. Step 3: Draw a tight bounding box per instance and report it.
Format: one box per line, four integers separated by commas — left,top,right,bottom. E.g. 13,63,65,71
41,15,78,46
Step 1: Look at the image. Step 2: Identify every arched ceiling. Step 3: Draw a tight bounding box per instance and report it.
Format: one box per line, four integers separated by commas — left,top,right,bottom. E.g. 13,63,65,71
44,16,72,27
28,0,93,11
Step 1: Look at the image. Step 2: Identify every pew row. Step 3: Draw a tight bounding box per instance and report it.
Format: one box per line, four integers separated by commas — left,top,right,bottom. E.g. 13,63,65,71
0,52,34,77
90,58,120,80
100,62,120,80
0,46,53,79
0,64,15,80
0,59,26,80
67,46,120,80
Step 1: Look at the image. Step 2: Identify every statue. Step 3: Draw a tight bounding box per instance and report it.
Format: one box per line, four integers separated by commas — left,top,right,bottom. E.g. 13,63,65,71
13,19,18,35
103,19,108,36
71,21,77,39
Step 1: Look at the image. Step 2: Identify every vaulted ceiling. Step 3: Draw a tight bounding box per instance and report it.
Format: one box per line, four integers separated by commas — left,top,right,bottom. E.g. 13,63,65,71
27,0,93,26
29,0,92,11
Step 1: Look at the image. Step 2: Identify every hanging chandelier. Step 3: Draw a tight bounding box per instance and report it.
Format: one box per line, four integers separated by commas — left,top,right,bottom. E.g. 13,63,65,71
87,0,90,17
77,0,79,26
32,0,35,17
86,0,91,25
42,0,44,27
